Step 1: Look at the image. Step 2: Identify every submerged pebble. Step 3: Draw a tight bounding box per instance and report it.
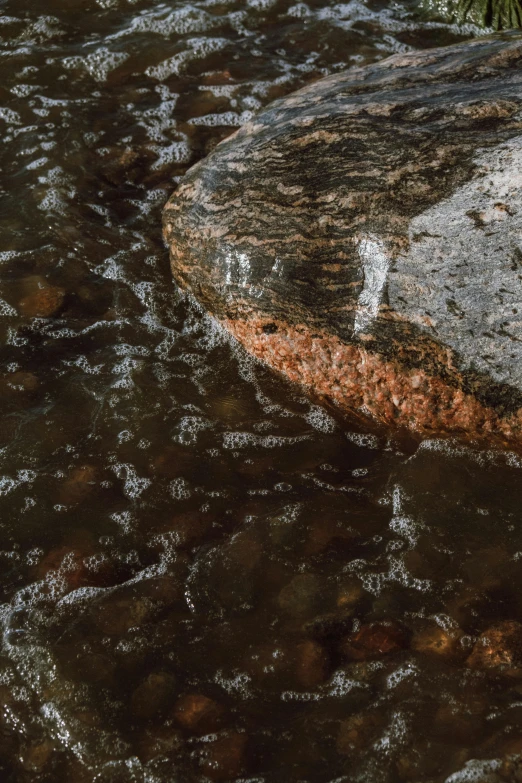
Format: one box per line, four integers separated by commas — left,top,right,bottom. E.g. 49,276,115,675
17,276,65,318
173,694,224,734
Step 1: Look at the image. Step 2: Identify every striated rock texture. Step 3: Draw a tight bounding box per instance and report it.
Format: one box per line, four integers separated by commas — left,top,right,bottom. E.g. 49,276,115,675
164,31,522,446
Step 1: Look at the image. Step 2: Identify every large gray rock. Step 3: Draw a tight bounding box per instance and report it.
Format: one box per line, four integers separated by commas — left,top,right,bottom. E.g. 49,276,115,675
163,31,522,447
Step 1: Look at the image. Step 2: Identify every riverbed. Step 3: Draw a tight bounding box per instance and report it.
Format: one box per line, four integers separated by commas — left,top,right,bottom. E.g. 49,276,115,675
1,2,521,782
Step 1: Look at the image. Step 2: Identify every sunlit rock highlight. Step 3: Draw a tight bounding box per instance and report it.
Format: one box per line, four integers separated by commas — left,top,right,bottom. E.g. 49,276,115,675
164,31,522,446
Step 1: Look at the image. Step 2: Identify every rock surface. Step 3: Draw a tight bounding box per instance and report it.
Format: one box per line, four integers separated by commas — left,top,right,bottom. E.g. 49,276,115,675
164,32,522,446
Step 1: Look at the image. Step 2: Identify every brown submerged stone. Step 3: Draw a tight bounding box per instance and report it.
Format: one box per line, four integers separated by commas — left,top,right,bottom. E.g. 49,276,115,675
340,620,410,660
163,31,522,446
200,731,247,780
337,711,382,754
294,639,329,688
18,276,65,318
411,625,464,661
173,693,224,733
467,620,522,674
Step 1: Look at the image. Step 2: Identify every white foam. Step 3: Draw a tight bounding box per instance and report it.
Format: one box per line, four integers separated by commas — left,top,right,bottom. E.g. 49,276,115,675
287,2,312,16
345,431,380,449
170,476,192,500
0,476,17,496
175,415,212,445
326,669,369,697
112,463,151,499
0,107,21,126
444,759,502,783
0,298,17,317
305,404,336,433
247,0,278,8
109,4,217,38
386,662,418,689
214,669,254,698
146,37,229,80
223,431,311,449
189,110,254,126
62,47,129,82
110,511,135,534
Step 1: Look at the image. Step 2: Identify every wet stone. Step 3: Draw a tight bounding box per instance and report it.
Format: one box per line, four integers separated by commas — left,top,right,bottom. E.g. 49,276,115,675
58,465,98,505
137,727,183,763
340,621,410,661
304,516,355,556
294,639,329,688
73,652,116,686
173,694,224,734
199,731,247,781
277,574,322,619
467,621,522,674
20,739,54,772
242,642,291,687
432,702,484,744
411,625,464,661
462,547,509,590
3,371,38,392
500,756,522,782
17,276,65,318
160,510,213,548
131,671,178,721
337,579,364,611
90,578,182,636
92,594,153,636
303,609,354,642
395,743,469,781
337,711,382,754
164,32,522,447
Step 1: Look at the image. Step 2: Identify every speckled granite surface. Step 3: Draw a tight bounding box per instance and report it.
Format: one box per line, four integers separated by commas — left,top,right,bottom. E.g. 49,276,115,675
164,31,522,445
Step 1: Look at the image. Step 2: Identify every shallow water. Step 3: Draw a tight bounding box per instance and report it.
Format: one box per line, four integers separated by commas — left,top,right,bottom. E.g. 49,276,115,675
1,2,521,782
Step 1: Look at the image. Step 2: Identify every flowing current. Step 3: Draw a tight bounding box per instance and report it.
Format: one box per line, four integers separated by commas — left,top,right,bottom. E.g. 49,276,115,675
0,2,520,782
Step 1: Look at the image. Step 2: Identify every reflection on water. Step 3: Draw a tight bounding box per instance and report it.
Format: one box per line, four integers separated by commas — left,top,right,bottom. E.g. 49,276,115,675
0,1,517,781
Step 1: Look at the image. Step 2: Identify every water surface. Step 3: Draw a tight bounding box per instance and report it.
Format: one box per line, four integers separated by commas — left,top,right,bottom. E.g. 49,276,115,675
1,2,520,782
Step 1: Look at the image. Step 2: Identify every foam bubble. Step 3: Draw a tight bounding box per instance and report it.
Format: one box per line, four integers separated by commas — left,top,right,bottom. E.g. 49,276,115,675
170,476,191,499
112,463,151,499
0,298,17,316
326,668,369,697
214,670,254,698
0,476,17,496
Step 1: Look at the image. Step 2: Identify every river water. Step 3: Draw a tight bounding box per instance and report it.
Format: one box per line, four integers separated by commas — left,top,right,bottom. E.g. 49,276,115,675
1,2,521,782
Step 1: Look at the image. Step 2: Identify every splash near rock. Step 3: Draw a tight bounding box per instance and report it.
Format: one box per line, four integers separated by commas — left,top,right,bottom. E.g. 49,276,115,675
164,32,522,447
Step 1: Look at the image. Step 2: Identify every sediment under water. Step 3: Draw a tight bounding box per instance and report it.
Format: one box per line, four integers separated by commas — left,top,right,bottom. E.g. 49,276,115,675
0,2,520,782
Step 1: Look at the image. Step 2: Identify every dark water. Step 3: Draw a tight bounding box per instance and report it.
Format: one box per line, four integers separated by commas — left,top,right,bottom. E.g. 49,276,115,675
2,2,521,782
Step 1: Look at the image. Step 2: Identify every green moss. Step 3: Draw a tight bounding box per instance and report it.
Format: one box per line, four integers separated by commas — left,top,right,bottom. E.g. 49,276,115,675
422,0,522,28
